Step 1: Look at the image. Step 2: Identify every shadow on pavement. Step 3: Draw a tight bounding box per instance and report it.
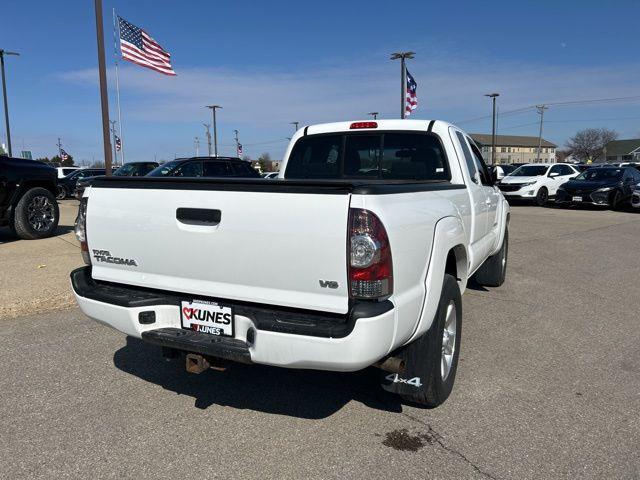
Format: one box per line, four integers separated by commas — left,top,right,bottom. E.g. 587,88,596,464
0,224,75,244
113,336,403,418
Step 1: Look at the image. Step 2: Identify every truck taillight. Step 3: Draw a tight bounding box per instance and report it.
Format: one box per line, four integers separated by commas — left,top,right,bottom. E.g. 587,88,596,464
348,209,392,299
74,197,91,265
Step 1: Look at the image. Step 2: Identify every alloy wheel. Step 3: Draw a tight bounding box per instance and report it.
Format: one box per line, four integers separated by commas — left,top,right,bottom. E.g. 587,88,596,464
27,196,56,231
441,301,457,381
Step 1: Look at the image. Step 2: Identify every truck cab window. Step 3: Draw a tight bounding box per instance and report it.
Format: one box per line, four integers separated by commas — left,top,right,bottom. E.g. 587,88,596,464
467,137,493,185
286,135,342,179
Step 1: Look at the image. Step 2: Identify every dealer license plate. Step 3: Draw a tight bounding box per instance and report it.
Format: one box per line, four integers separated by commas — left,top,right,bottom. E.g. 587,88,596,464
181,300,234,337
572,196,582,202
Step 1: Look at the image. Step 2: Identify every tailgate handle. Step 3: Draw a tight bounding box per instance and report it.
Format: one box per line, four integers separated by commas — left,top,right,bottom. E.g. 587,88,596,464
176,208,221,226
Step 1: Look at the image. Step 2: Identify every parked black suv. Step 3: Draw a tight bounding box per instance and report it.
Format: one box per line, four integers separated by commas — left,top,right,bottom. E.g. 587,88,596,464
555,166,640,208
56,168,107,199
147,157,261,178
74,162,159,199
0,156,59,239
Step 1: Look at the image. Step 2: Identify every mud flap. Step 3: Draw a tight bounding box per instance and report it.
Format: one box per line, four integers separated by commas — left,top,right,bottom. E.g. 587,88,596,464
380,332,432,397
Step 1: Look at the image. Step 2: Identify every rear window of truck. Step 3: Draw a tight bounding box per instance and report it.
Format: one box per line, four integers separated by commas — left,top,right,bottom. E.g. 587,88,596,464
285,132,450,181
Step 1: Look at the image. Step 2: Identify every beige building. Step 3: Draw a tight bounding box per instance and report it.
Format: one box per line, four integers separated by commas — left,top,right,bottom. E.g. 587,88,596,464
470,134,557,165
603,139,640,163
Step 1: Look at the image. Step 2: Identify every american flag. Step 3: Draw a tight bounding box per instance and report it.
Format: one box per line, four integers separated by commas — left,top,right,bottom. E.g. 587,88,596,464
237,143,243,156
115,135,122,152
405,69,418,117
118,16,176,76
60,149,69,161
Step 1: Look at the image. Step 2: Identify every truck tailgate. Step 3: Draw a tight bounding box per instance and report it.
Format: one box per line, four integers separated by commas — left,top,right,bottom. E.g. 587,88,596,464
86,185,351,314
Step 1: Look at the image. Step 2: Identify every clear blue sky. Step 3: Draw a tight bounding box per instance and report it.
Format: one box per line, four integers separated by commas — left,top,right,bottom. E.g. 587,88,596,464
2,0,639,163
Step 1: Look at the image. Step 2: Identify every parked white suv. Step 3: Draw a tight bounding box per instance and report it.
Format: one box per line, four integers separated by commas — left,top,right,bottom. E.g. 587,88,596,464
71,119,509,407
497,163,579,205
55,166,83,178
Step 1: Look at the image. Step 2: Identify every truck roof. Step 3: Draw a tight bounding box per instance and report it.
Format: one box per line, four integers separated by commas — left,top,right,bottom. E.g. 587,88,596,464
303,119,453,136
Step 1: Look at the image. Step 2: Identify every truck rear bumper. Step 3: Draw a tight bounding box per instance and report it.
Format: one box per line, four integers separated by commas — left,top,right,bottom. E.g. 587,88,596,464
71,267,396,372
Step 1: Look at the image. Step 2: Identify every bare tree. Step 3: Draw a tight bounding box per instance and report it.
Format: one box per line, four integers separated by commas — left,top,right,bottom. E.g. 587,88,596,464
258,152,272,172
566,128,618,162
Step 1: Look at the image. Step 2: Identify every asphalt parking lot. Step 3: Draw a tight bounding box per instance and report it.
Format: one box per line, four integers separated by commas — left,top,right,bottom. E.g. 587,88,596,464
1,205,639,479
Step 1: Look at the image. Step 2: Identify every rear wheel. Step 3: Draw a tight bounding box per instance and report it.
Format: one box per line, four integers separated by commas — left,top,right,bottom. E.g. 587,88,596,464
473,228,508,287
56,185,67,200
611,190,623,210
12,187,60,240
381,274,462,407
536,187,548,206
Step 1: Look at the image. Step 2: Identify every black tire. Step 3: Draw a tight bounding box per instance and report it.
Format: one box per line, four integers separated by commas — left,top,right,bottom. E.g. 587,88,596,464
382,274,462,408
11,187,60,240
473,228,509,287
56,185,67,200
611,190,623,210
536,187,548,206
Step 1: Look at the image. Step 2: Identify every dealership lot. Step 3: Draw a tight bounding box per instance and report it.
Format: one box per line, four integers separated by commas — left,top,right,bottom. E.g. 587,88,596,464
1,206,639,479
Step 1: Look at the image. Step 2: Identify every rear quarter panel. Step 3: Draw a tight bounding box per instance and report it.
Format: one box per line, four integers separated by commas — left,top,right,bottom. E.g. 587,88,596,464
351,188,469,350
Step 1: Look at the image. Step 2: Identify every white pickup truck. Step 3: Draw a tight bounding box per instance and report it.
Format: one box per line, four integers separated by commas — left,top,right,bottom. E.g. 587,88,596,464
71,119,509,407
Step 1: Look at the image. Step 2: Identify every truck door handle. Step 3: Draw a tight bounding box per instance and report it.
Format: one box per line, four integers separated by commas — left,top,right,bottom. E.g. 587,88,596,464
176,208,221,226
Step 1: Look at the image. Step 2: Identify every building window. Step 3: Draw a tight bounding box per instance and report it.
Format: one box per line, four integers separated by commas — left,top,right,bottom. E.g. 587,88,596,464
500,147,506,153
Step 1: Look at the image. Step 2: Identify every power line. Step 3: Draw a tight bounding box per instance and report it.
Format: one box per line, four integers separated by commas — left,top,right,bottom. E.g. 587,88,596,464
500,115,640,131
544,95,640,107
455,94,640,125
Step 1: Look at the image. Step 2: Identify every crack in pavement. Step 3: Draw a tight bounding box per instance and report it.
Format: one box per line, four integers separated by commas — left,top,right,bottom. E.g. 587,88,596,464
401,412,500,480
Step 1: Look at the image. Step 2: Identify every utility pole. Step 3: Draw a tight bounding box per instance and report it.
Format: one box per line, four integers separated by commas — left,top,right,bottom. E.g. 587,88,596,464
203,123,212,156
109,120,118,167
390,51,415,119
56,138,63,159
536,105,548,163
367,112,379,120
290,121,299,133
205,105,222,156
0,49,19,157
484,93,500,165
194,136,200,156
93,0,112,174
234,129,240,157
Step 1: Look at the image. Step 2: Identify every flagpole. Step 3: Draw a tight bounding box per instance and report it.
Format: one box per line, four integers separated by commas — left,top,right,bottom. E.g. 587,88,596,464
93,0,112,174
110,120,117,169
400,57,405,119
390,52,415,119
112,8,124,165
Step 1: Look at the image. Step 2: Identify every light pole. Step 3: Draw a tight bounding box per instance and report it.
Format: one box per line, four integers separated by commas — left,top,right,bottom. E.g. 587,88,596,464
194,136,200,156
290,121,299,133
205,105,222,156
234,129,240,157
0,49,19,157
536,105,548,163
367,112,379,120
390,51,415,119
484,93,499,165
203,123,212,156
109,120,118,167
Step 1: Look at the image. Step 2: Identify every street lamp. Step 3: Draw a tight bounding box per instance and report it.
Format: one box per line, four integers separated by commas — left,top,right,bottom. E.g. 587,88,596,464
367,112,379,120
205,105,222,156
390,51,415,119
290,121,299,132
484,93,499,165
0,49,20,157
